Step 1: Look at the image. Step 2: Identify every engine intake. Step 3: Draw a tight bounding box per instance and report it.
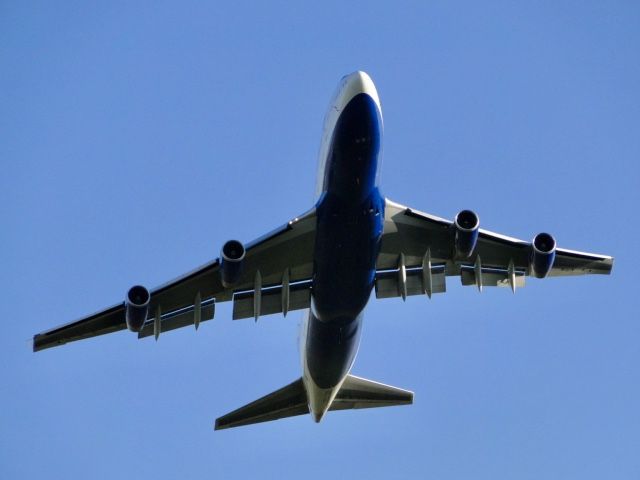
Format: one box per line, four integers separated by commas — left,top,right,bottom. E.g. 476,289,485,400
454,209,480,258
125,285,150,332
531,232,556,278
221,239,246,288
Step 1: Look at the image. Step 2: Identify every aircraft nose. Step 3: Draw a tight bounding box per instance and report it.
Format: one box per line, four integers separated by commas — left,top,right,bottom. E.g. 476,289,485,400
327,70,382,119
342,71,379,101
342,71,371,89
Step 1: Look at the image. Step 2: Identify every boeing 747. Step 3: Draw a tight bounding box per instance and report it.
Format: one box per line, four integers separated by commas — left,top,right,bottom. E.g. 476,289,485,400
33,71,613,430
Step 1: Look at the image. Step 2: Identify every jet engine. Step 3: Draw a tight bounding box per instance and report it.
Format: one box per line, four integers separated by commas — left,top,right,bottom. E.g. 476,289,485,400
531,232,556,278
125,285,150,332
454,209,480,258
221,239,246,288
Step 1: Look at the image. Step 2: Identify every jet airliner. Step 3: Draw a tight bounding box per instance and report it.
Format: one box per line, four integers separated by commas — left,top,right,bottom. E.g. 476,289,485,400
33,72,613,430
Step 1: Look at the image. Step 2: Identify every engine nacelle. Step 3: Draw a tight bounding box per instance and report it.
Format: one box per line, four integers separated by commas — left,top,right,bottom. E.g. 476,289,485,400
221,239,246,288
125,285,150,332
531,232,556,278
454,209,480,258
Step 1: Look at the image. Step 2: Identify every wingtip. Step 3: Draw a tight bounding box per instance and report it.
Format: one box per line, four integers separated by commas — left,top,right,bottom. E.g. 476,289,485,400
32,334,44,353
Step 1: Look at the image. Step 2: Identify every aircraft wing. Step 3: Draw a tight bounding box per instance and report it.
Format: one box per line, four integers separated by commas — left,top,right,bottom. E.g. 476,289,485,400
33,209,317,352
375,199,613,299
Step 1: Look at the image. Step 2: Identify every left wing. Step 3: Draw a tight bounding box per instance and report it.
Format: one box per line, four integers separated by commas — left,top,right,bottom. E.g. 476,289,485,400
33,209,317,351
376,199,613,299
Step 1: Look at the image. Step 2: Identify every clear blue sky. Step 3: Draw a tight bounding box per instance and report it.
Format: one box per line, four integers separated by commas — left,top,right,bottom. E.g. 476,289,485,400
2,2,638,478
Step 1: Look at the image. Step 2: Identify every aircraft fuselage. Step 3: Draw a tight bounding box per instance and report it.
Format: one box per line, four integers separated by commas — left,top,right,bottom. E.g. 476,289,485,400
302,73,384,421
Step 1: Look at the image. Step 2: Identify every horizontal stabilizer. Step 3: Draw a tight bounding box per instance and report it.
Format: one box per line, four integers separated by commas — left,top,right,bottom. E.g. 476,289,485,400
331,374,414,410
215,375,412,430
215,378,308,430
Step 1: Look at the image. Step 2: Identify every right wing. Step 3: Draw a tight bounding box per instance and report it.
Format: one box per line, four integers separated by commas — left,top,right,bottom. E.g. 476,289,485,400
33,209,317,352
376,199,613,299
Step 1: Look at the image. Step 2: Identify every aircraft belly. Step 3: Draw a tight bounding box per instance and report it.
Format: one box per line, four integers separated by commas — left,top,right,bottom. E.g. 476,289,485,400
304,311,363,389
302,76,385,421
311,195,384,322
302,311,363,421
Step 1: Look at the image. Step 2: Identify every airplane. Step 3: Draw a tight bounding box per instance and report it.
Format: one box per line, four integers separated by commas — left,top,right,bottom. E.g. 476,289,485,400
33,71,613,430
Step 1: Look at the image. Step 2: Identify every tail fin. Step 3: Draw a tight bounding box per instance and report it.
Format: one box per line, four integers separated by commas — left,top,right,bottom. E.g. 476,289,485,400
214,375,413,430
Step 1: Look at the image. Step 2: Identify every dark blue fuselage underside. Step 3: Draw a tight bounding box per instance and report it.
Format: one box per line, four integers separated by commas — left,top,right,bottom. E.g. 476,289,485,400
307,93,384,389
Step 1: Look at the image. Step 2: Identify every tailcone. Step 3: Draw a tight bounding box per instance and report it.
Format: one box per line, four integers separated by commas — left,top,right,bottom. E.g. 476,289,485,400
304,376,340,424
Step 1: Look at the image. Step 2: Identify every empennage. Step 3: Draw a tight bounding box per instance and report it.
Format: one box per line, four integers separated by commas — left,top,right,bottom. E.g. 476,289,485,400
214,375,413,430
